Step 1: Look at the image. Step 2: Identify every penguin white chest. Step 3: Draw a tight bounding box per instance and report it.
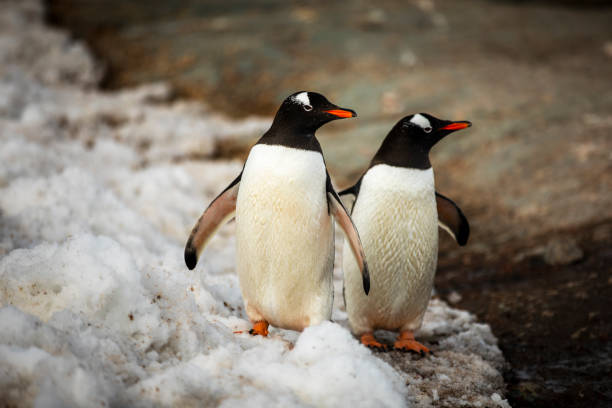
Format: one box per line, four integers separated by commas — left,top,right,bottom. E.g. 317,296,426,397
343,165,438,334
235,144,334,331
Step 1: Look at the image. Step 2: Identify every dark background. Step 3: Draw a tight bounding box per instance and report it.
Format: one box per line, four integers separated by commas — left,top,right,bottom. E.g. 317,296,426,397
46,1,612,406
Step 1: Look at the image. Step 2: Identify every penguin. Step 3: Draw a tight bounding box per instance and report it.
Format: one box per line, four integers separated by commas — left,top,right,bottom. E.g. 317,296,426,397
185,91,370,336
340,113,470,353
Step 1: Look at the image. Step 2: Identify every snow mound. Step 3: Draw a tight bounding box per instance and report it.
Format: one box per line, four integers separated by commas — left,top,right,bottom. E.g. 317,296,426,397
373,300,509,407
0,0,100,87
0,1,510,407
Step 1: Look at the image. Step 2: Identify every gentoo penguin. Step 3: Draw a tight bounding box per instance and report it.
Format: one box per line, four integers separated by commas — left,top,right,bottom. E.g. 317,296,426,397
340,113,470,353
185,91,370,336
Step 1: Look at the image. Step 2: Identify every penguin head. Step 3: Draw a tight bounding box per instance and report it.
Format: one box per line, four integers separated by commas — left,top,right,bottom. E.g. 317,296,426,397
396,113,472,150
271,91,357,133
371,113,471,169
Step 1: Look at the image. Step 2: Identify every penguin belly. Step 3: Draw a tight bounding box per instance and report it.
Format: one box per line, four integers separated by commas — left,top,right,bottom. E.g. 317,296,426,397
343,165,438,335
236,144,334,331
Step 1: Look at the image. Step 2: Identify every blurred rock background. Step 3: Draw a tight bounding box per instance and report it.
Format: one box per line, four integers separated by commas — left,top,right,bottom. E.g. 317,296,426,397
45,1,612,406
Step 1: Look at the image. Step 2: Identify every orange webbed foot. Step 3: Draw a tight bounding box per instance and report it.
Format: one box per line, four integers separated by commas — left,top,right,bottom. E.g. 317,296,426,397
394,331,430,355
360,332,389,352
248,321,269,337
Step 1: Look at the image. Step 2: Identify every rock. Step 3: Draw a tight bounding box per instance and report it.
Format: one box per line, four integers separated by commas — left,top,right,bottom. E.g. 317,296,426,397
447,291,462,304
593,223,611,242
604,41,612,58
543,237,584,266
361,8,387,29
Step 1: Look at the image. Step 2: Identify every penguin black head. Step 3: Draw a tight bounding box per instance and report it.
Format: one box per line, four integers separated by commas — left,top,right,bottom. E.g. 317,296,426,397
270,91,357,134
259,91,357,151
398,113,472,149
371,113,471,169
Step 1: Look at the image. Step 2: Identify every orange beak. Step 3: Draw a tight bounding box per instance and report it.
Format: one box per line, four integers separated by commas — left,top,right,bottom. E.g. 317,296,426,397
440,121,472,131
325,109,357,118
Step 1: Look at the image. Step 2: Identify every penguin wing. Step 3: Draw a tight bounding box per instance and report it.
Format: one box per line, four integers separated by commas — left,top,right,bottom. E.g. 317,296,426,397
337,177,363,213
327,173,370,295
184,172,242,270
338,179,361,197
436,192,470,246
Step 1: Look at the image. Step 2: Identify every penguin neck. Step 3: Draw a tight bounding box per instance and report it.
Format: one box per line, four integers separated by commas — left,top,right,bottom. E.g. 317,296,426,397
369,134,431,170
257,121,323,153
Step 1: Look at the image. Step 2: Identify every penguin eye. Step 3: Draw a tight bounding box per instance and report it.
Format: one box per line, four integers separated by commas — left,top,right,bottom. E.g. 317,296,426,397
424,126,432,133
303,104,313,112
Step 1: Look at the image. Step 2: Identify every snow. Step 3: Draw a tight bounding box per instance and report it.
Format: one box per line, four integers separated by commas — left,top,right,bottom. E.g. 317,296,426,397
0,1,510,407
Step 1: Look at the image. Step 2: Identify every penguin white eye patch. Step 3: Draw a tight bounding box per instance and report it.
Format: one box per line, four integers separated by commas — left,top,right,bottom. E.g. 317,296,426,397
409,113,432,130
293,91,311,107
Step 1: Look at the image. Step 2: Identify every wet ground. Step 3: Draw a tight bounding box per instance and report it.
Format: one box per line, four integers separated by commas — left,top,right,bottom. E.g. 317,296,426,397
46,0,612,406
437,220,612,406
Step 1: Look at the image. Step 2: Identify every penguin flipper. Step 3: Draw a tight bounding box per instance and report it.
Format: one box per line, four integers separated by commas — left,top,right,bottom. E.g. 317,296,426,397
435,192,469,246
338,177,362,212
327,174,370,295
338,184,358,197
184,172,242,270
